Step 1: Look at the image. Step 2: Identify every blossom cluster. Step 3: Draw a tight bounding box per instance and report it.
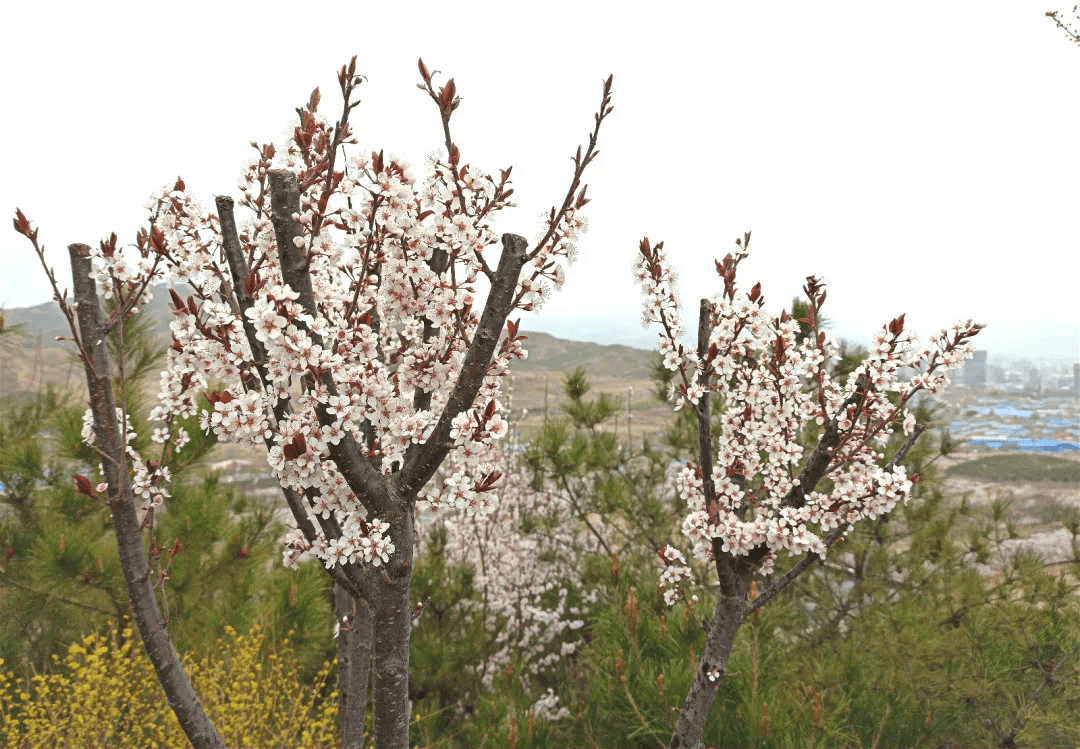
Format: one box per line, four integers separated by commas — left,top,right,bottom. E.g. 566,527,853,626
413,383,595,718
80,407,171,511
60,66,603,577
531,687,571,722
633,236,981,600
281,515,395,571
657,545,695,606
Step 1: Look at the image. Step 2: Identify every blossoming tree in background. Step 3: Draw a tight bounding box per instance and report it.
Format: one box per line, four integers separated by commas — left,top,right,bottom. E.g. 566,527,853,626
15,57,612,749
632,233,983,747
408,380,599,723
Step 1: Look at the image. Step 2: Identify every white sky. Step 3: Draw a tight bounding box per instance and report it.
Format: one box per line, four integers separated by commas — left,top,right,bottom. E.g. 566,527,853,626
3,1,1078,361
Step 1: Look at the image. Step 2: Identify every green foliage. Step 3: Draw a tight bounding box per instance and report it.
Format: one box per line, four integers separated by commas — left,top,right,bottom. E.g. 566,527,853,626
102,295,166,420
0,376,334,690
413,327,1080,746
522,365,679,560
0,308,26,361
947,453,1080,483
406,522,488,737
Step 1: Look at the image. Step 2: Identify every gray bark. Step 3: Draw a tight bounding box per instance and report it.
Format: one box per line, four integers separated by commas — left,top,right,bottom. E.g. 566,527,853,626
67,244,225,749
216,194,374,602
370,498,415,748
334,581,373,749
669,578,751,749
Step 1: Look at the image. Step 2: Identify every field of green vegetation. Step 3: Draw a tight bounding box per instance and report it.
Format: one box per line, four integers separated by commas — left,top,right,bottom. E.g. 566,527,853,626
946,452,1080,482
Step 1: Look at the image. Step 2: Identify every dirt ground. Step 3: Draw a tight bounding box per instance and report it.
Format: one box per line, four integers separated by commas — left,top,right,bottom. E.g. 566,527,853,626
937,451,1079,578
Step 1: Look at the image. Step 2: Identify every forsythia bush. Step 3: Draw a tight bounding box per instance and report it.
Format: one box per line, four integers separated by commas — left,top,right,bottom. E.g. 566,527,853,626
0,620,339,748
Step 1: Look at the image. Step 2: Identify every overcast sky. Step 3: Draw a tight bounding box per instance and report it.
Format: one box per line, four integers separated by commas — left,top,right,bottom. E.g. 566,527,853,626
3,1,1078,361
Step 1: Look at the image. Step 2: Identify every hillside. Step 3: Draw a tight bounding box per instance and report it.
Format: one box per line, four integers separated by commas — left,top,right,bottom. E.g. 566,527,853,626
0,299,669,444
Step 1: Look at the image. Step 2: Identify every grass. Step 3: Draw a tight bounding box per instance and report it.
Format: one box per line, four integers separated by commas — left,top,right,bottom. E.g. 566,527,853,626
945,452,1080,482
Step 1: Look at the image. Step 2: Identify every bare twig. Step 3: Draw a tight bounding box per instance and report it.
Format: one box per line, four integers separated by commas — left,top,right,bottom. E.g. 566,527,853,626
1046,7,1080,43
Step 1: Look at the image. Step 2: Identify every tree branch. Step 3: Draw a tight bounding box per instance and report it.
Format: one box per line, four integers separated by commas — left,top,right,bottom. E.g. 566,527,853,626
0,579,117,616
396,232,528,498
67,242,225,749
268,169,392,519
216,193,371,603
744,423,927,617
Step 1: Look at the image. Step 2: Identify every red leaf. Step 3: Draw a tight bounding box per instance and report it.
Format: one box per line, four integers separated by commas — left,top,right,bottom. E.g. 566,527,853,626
439,78,457,114
418,57,430,82
889,313,906,336
13,208,31,235
73,474,95,497
219,390,233,404
638,237,652,259
150,225,167,254
174,176,186,192
99,233,117,258
293,433,307,455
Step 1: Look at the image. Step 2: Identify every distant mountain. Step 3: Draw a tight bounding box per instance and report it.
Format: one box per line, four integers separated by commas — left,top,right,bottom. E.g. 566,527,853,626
4,298,1074,385
507,330,657,381
520,315,1080,364
3,293,181,345
0,296,663,397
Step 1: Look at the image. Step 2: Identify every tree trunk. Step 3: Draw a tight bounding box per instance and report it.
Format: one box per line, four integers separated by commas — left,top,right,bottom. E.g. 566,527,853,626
668,582,750,749
371,502,416,749
67,244,226,749
334,581,373,749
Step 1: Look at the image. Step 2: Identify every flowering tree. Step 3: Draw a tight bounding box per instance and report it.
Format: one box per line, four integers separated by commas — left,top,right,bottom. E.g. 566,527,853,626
408,380,598,724
14,57,612,749
631,233,983,747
